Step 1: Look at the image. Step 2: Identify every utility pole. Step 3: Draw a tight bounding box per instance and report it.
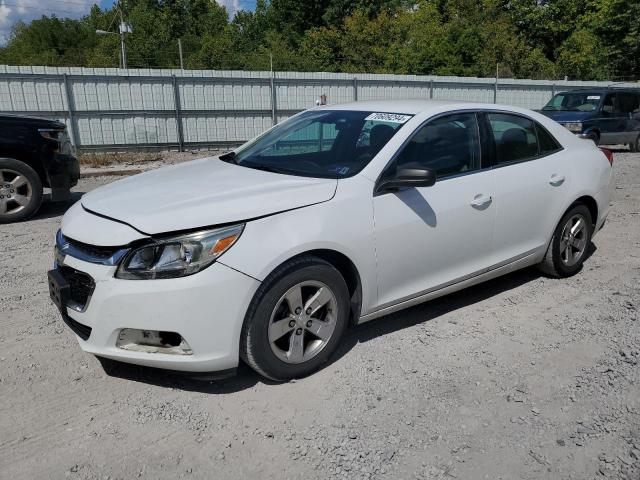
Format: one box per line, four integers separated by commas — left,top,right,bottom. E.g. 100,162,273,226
494,62,499,103
119,9,127,70
178,39,184,70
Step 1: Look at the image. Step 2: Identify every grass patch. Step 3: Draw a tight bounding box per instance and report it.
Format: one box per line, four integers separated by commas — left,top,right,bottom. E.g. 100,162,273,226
78,152,162,168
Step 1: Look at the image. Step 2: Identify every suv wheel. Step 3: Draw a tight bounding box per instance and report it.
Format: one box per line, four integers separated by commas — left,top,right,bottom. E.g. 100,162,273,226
0,158,43,223
240,256,350,381
630,134,640,152
538,204,593,278
586,132,600,145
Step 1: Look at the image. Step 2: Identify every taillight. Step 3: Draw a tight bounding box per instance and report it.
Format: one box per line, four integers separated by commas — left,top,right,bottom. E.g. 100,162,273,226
600,147,613,166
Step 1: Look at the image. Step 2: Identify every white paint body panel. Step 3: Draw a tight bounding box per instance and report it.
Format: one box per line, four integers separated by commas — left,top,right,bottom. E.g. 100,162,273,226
57,100,613,373
81,157,337,234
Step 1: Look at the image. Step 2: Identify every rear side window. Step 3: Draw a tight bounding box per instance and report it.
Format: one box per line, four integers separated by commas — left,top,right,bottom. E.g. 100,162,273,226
488,113,538,164
393,112,481,178
536,123,562,154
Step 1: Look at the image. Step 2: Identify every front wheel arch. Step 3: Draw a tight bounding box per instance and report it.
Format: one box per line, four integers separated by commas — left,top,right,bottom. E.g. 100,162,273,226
254,249,362,323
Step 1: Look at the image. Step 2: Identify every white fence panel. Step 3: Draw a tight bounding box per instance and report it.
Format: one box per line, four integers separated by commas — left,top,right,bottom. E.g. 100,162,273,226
0,65,628,151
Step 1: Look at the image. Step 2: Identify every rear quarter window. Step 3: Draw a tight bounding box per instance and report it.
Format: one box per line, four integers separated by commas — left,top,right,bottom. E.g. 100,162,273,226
535,123,562,155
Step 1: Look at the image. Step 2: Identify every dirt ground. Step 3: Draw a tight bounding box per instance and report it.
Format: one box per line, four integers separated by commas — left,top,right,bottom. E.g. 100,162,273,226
0,150,639,480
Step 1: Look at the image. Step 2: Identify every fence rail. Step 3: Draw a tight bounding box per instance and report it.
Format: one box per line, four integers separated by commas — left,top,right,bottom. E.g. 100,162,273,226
0,65,632,152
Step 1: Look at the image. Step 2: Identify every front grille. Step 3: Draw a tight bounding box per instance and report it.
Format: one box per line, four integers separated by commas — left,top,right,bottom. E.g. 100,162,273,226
60,312,92,341
63,235,122,262
58,265,95,309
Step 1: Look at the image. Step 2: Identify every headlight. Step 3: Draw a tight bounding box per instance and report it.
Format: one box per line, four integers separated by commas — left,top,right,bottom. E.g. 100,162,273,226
115,224,244,280
39,128,74,155
563,122,583,133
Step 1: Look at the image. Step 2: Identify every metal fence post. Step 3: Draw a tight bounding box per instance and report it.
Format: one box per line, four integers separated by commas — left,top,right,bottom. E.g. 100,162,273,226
172,75,184,152
270,74,277,126
353,77,358,101
62,74,80,148
429,79,434,99
551,83,556,97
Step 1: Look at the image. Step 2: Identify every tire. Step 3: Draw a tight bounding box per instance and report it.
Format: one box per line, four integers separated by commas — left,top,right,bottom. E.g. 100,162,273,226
630,134,640,152
240,256,350,381
538,204,593,278
0,158,43,224
586,132,600,145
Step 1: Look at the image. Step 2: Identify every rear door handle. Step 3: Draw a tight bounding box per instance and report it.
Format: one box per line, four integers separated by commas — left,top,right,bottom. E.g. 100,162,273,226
549,174,565,186
470,194,492,209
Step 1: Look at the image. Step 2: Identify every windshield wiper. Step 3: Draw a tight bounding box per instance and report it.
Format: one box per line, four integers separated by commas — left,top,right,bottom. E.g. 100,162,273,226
219,151,237,164
242,162,300,176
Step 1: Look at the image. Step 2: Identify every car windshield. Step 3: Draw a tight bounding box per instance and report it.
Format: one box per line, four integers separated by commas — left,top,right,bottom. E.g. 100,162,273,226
542,92,603,112
227,110,412,178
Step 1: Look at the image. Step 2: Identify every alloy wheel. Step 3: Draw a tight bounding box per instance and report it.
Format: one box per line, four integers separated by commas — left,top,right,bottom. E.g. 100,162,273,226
559,214,588,267
0,168,33,216
268,280,338,364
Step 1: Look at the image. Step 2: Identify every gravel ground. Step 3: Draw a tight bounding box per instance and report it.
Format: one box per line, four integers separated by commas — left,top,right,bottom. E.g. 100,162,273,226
0,150,639,480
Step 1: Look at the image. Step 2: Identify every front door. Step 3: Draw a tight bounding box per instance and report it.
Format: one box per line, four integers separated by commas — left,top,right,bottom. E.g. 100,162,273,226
372,112,496,309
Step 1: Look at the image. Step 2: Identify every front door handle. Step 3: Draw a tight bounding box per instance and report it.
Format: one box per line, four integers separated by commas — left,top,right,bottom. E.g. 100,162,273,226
549,174,565,186
470,194,492,209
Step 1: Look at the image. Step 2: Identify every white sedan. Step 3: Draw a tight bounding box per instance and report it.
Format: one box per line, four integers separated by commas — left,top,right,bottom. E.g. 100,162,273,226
48,100,614,381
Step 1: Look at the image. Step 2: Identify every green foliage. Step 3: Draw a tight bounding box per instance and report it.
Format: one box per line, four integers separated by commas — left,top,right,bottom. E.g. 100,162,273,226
0,0,638,80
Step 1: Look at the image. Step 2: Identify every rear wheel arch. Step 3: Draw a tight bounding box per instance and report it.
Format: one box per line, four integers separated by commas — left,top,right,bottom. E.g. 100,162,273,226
572,195,598,227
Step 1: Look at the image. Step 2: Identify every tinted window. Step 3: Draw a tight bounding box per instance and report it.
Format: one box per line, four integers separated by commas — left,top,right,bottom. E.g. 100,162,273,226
234,110,410,178
488,113,538,164
602,94,619,113
619,93,640,114
391,113,481,179
536,123,562,154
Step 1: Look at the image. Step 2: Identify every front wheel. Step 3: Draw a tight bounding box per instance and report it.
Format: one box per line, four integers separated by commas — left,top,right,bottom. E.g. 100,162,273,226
538,204,593,278
240,256,350,381
0,158,43,223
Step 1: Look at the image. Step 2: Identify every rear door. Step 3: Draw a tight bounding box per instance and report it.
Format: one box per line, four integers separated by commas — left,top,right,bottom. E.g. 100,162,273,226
618,92,640,143
484,112,569,266
599,93,628,144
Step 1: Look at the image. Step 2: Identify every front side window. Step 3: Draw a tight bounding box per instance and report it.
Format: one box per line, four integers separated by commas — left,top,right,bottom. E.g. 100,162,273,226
231,110,411,178
488,113,538,164
389,113,481,179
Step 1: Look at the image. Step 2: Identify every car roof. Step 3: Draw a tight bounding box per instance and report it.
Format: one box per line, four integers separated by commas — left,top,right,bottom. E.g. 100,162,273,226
315,99,545,116
556,87,640,94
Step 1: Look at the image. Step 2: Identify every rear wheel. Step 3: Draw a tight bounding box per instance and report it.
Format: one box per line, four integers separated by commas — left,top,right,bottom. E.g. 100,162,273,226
538,204,593,278
240,256,350,381
0,158,43,224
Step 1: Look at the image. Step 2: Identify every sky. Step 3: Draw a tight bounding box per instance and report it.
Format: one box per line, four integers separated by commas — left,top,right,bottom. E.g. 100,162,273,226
0,0,256,44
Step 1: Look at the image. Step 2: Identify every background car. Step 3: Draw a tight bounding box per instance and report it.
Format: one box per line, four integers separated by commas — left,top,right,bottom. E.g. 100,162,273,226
540,87,640,150
0,114,79,223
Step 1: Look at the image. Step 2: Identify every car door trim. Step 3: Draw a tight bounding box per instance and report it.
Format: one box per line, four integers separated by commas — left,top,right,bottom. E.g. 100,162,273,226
357,247,540,323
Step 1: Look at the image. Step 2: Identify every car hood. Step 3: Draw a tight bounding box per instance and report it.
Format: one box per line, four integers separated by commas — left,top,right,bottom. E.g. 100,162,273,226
81,157,338,235
538,110,594,123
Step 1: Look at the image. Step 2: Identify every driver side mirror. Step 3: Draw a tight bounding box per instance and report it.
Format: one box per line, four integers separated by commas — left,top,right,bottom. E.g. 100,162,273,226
376,168,436,194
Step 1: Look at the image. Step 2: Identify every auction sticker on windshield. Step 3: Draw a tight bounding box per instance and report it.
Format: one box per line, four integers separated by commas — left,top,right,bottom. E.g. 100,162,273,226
364,113,412,123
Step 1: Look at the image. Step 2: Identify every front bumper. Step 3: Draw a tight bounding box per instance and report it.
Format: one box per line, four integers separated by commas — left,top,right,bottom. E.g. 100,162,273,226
46,153,80,201
49,254,260,373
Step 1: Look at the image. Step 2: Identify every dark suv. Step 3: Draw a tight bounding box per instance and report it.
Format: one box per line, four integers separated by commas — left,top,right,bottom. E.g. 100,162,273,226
540,87,640,150
0,115,79,223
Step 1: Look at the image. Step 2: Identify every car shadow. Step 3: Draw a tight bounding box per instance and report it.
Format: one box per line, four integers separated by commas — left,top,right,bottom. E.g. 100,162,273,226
98,243,597,393
32,192,85,220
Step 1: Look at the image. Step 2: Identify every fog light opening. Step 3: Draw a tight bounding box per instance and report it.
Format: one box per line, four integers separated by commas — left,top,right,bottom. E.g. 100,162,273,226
117,329,193,355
